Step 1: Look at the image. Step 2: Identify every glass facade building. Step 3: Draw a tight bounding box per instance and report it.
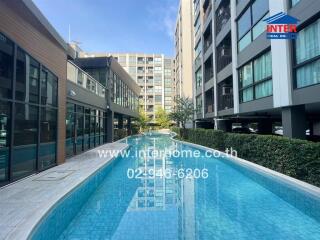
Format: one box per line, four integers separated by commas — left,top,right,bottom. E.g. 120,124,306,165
0,32,58,184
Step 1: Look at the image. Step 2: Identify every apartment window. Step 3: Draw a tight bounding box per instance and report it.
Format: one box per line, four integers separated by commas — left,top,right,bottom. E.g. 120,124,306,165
195,67,202,89
194,15,201,38
40,67,58,106
16,48,40,103
237,0,269,52
291,0,300,7
155,86,162,93
295,19,320,88
154,57,162,63
155,95,162,103
194,40,202,66
155,66,162,73
129,56,136,64
128,66,136,74
118,56,126,64
12,103,38,180
0,33,13,99
239,51,272,103
196,95,202,114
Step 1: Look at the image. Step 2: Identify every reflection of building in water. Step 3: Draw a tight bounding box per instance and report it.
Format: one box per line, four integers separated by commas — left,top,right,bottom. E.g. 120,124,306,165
111,136,196,240
129,137,179,211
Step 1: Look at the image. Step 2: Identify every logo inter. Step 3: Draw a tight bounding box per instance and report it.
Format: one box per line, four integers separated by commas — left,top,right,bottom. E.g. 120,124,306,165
264,12,300,39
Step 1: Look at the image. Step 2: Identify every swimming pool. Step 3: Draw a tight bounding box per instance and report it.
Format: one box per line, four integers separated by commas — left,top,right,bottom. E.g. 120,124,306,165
31,133,320,240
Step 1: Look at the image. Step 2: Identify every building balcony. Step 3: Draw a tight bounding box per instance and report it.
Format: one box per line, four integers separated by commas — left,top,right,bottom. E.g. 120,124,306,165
215,1,230,36
203,0,212,23
67,61,105,98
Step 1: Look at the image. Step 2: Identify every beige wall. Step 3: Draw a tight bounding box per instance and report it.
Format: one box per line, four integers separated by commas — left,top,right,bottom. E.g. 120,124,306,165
0,1,67,164
175,0,194,99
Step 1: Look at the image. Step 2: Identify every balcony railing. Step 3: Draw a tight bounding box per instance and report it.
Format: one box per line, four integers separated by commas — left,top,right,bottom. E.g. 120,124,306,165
204,67,213,82
216,45,232,72
218,94,233,111
216,4,230,36
67,61,105,98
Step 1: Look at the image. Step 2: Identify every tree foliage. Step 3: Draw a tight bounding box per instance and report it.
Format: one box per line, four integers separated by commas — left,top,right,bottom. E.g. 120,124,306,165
155,107,170,129
169,97,195,129
135,107,149,133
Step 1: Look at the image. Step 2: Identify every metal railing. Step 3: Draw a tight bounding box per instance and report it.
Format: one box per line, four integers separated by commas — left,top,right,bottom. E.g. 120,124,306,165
67,61,105,98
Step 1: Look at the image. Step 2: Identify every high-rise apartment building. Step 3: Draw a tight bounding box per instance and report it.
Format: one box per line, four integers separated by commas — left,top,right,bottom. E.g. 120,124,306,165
81,53,175,120
192,0,320,139
175,0,195,99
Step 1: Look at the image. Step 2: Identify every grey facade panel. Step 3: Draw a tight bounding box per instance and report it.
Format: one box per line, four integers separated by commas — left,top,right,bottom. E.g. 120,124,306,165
293,84,320,106
217,63,232,83
237,33,270,67
204,79,214,91
218,108,234,117
110,102,139,118
67,80,107,110
239,96,273,113
289,0,320,27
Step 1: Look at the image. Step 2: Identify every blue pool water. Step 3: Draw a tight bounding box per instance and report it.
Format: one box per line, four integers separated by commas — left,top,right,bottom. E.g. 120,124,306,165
32,134,320,240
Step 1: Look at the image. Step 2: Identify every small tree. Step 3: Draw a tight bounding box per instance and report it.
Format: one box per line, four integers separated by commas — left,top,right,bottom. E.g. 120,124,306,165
169,97,195,130
135,107,149,133
155,107,170,129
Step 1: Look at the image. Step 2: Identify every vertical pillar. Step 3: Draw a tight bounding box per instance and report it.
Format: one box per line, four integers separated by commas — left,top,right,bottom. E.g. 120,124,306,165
282,105,306,139
106,110,114,143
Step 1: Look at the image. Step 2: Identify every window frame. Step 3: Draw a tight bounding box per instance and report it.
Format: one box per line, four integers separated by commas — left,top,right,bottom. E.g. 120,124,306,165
238,49,273,103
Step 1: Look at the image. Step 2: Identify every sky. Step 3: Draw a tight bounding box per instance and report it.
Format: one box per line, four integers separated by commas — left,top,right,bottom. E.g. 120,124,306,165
33,0,179,56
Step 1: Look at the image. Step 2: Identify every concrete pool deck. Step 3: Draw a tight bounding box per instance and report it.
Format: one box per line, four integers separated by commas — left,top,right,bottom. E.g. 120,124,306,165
0,142,128,240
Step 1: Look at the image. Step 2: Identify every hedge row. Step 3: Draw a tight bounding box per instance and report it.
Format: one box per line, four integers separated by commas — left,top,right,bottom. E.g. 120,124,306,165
114,129,128,141
171,127,320,187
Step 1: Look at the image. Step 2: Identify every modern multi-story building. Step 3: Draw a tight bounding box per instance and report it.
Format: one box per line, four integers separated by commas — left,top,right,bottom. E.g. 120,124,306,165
80,53,175,121
0,0,139,186
192,0,320,140
175,0,195,99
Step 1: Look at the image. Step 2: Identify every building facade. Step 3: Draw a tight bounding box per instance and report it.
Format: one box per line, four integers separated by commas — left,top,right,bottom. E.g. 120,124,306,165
192,0,320,139
0,0,139,186
175,0,195,99
81,53,175,121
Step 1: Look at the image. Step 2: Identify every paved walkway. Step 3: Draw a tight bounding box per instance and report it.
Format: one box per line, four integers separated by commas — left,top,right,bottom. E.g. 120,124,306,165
0,142,128,240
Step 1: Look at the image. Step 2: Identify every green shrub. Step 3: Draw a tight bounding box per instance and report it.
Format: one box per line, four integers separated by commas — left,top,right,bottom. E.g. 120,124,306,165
173,128,320,187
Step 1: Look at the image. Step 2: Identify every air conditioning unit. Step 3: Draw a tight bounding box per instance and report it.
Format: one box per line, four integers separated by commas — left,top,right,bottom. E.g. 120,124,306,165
222,86,232,95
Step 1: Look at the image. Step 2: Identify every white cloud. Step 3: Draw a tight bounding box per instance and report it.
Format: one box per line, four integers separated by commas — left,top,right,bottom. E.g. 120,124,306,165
147,0,178,40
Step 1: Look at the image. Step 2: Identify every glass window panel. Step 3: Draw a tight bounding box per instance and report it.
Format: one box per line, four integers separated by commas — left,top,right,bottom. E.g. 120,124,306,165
255,80,273,99
238,31,251,52
41,68,58,106
252,0,268,24
0,101,10,182
0,33,13,99
237,9,251,39
76,111,84,153
12,103,38,180
39,107,57,170
66,108,75,157
296,19,320,64
239,62,253,88
16,49,40,103
253,16,267,40
292,0,300,6
254,51,272,82
241,87,254,102
296,59,320,88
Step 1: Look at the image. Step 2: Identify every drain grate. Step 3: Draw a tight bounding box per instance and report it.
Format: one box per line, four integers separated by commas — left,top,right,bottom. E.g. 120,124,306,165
33,170,75,181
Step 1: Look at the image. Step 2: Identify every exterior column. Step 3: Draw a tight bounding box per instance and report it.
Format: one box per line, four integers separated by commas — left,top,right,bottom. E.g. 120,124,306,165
106,110,114,143
281,105,306,139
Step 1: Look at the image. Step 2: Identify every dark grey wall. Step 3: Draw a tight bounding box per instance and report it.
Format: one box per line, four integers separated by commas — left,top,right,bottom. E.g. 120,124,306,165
239,96,273,113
